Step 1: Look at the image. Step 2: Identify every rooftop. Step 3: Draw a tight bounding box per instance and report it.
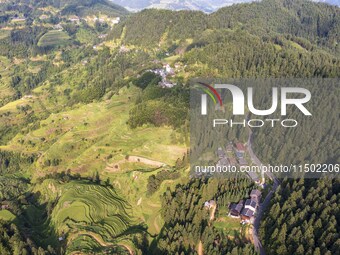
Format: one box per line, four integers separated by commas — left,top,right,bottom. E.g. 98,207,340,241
245,199,257,209
235,143,246,152
250,189,261,197
241,208,254,217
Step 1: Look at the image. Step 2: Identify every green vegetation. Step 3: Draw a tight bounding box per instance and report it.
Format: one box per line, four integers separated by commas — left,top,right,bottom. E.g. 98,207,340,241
34,179,141,254
0,221,52,255
152,178,256,254
0,210,15,221
0,0,339,254
260,178,340,255
37,30,71,47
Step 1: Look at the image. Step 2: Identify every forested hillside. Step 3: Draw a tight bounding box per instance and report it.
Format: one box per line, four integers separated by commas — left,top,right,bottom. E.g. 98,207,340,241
260,178,340,255
0,0,339,254
112,0,340,52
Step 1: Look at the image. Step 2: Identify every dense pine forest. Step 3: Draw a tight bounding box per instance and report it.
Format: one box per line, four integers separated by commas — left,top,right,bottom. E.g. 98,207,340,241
260,178,340,255
0,0,339,254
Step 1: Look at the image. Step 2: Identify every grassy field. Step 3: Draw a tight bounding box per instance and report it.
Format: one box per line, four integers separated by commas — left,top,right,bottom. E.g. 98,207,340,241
214,218,240,231
0,210,16,221
38,30,71,47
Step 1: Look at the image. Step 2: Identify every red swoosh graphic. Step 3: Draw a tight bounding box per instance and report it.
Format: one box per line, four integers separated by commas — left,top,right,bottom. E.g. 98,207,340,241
198,82,223,106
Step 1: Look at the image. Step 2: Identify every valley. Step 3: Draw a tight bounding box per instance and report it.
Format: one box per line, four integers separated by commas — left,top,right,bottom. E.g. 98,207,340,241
0,0,339,254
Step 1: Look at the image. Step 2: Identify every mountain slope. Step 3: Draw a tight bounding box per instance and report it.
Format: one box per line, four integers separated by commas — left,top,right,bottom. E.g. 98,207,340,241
1,0,129,17
109,0,339,12
111,0,340,53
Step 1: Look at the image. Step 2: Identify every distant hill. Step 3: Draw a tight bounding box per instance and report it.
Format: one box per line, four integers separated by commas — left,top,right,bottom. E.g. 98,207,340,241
58,0,129,17
111,0,340,52
109,0,339,12
4,0,129,17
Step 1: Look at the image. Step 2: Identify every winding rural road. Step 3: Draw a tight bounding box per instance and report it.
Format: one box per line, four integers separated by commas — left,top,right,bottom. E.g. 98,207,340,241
247,126,280,255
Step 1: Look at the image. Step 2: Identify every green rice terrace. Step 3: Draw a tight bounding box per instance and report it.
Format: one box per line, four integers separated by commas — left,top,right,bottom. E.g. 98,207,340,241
34,179,138,254
38,30,71,47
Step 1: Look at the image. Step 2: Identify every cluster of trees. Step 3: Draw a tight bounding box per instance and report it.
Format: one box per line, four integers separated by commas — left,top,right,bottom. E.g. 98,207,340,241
110,9,207,47
0,175,60,254
128,78,189,129
0,221,54,255
147,169,180,195
183,30,340,78
70,47,152,104
260,178,340,255
0,151,36,174
0,177,29,216
0,26,47,58
252,79,339,168
151,177,255,255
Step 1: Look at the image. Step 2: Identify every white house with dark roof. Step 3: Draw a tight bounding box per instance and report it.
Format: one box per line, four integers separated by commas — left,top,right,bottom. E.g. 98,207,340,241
244,199,257,211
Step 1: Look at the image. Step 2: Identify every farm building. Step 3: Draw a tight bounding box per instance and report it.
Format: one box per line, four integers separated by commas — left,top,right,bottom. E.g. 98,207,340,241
244,199,257,211
230,200,244,217
234,143,246,158
250,189,262,203
241,208,254,223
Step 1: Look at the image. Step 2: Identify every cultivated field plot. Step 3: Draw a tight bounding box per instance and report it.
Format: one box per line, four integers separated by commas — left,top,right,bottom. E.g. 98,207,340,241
36,179,138,253
38,30,71,47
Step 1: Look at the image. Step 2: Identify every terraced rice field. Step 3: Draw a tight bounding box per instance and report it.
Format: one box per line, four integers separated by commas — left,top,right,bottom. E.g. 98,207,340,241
38,30,71,47
38,180,139,253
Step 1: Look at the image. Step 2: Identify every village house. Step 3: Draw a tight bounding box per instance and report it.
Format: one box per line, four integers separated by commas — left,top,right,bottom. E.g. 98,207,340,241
53,24,63,30
244,199,257,211
250,189,262,204
159,80,176,88
229,200,244,217
234,142,246,158
98,34,108,39
240,208,254,223
111,17,120,24
174,63,181,69
68,15,80,23
40,14,49,20
163,64,174,75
